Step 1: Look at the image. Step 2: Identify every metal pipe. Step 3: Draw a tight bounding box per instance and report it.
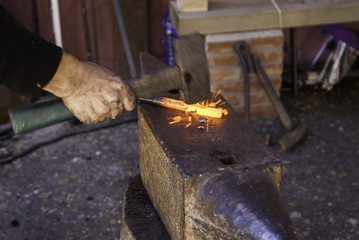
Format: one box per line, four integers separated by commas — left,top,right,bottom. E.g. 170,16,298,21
91,0,99,64
50,0,63,47
290,28,297,94
31,0,39,36
112,0,137,78
80,0,93,62
252,55,293,131
235,41,254,125
9,98,74,134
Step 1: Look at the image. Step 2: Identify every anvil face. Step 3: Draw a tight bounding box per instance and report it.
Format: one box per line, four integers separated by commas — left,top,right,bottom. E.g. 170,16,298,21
139,93,279,178
138,93,296,240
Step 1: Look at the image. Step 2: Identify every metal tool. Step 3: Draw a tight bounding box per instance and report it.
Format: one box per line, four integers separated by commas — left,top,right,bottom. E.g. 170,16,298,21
9,33,211,134
251,55,293,131
235,41,270,145
80,0,93,62
251,55,307,150
235,40,306,150
234,41,253,125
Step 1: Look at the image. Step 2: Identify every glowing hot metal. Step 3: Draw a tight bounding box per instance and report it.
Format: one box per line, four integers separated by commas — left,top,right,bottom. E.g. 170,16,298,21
139,97,228,119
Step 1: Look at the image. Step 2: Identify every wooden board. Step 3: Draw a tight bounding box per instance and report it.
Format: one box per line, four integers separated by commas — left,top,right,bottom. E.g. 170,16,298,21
170,0,279,35
276,0,359,28
177,0,208,12
170,0,359,35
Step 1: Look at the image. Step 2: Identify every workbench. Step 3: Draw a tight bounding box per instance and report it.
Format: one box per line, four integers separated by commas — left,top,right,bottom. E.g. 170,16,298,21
170,0,359,95
170,0,359,35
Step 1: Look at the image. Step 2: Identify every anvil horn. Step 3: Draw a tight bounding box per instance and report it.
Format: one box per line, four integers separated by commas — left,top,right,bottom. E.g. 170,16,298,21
193,170,297,239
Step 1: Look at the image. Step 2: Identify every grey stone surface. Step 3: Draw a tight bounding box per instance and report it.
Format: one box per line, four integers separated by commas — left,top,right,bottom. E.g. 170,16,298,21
0,116,140,240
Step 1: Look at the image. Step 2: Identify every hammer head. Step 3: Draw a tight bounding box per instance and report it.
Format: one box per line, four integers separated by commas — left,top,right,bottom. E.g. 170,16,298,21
173,33,211,104
139,33,210,104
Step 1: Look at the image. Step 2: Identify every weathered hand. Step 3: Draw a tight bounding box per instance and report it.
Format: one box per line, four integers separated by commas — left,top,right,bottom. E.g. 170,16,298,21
43,51,136,124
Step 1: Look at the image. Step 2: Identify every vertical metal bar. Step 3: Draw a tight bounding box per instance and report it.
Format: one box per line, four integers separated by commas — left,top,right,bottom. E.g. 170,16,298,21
112,0,137,78
80,0,93,62
252,55,293,131
91,0,99,64
50,0,63,47
235,41,253,126
290,28,297,95
31,0,39,36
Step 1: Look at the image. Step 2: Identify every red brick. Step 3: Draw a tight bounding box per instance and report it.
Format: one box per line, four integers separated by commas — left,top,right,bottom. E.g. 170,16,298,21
250,91,270,105
263,64,283,76
211,81,244,93
250,77,282,91
207,41,236,54
207,55,238,68
250,104,277,118
250,90,280,105
232,104,277,118
254,50,284,63
222,94,241,106
209,68,240,81
249,37,284,49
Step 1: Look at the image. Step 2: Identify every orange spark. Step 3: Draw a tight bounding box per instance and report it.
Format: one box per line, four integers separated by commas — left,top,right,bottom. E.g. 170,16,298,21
157,97,228,119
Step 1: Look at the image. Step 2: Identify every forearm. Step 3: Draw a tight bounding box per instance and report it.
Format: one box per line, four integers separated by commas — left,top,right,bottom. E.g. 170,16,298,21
0,4,62,95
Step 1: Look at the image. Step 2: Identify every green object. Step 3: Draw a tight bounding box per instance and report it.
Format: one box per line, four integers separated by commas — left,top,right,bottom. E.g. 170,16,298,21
9,98,75,134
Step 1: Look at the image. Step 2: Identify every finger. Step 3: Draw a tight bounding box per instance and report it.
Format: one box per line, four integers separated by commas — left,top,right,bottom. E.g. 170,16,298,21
90,97,112,122
109,77,126,91
63,98,93,124
109,101,124,119
109,80,136,112
123,92,136,111
76,96,109,124
102,91,118,103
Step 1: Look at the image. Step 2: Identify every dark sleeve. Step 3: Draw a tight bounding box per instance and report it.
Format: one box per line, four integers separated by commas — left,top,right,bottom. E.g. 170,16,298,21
0,4,62,95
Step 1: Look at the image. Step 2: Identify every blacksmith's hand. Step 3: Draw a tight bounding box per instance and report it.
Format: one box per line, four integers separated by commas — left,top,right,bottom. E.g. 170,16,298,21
43,51,136,124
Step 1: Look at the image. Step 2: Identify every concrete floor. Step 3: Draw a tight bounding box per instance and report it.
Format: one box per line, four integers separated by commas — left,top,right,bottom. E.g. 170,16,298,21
0,74,358,239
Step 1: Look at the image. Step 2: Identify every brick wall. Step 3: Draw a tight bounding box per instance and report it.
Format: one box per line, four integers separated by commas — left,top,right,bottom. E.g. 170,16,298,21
206,29,284,118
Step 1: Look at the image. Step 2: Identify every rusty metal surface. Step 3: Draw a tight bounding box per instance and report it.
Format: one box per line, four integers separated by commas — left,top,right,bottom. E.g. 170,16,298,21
139,93,280,178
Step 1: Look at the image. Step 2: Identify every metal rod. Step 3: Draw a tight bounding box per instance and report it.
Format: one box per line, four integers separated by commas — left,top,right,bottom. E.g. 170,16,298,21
50,0,63,47
31,0,39,36
252,55,293,131
80,0,93,62
235,41,253,126
91,0,99,64
112,0,137,78
290,28,297,94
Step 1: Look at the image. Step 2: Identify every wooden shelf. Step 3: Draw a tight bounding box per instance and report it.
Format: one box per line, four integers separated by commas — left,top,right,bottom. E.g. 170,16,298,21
170,0,359,35
277,0,359,28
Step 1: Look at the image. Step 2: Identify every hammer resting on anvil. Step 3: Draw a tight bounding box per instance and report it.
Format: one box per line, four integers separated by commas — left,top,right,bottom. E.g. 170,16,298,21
9,33,211,134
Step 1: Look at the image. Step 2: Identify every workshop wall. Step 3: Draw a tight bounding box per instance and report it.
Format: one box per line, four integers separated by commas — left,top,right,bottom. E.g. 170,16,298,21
206,30,284,118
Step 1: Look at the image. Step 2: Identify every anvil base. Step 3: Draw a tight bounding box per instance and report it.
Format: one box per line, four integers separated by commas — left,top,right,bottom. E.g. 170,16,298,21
120,174,170,240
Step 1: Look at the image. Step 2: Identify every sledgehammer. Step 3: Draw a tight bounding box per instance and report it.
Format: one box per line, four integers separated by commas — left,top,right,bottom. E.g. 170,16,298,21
251,55,307,150
9,33,211,134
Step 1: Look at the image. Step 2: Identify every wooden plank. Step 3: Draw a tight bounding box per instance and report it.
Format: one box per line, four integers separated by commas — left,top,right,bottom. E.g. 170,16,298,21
276,0,359,28
177,0,208,12
170,0,359,35
170,0,280,35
